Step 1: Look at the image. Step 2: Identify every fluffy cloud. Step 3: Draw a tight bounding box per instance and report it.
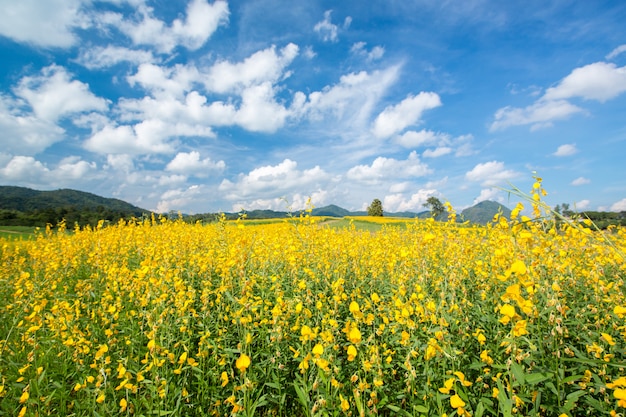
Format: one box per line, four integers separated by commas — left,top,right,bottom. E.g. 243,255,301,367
0,155,97,186
351,42,385,61
113,0,229,53
610,198,626,212
165,151,225,176
313,10,350,42
372,92,442,138
0,95,65,155
303,66,401,129
473,188,502,205
218,159,333,203
203,43,299,94
571,177,590,186
14,65,108,122
383,189,438,213
575,199,590,210
491,61,626,131
423,147,452,158
465,161,519,187
0,0,87,47
543,62,626,103
554,143,578,156
84,119,214,155
347,151,431,184
76,46,157,70
490,99,583,131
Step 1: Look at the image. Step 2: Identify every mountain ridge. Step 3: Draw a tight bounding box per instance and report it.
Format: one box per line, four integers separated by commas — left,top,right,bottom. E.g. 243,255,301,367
1,186,510,225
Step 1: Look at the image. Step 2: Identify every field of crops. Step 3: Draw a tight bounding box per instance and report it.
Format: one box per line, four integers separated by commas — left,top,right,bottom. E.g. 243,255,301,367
1,185,625,416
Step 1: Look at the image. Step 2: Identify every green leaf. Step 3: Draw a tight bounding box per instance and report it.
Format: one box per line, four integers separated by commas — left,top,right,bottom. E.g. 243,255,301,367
293,382,309,410
511,362,525,385
525,372,552,385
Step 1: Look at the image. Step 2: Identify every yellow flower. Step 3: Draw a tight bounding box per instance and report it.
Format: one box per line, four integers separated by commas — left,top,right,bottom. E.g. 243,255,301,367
439,377,455,394
512,320,528,337
220,371,229,387
340,394,350,411
300,325,313,341
450,393,466,408
348,327,362,344
601,333,616,346
312,343,324,357
499,304,516,324
19,390,29,404
120,398,128,412
96,393,105,403
236,353,251,373
347,345,357,361
349,301,360,314
454,371,472,387
18,407,27,417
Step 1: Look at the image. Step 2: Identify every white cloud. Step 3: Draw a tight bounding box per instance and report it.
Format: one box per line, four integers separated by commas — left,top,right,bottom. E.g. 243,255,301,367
0,155,97,186
14,65,109,122
473,188,502,205
127,63,199,98
346,151,431,184
204,43,299,94
465,161,519,187
234,82,291,133
610,198,626,212
0,94,65,155
230,190,329,212
396,129,447,148
554,143,578,156
383,189,438,213
115,0,229,53
372,92,442,138
165,151,225,176
303,66,401,130
0,0,87,48
491,62,626,131
571,176,590,186
156,184,204,213
575,199,590,210
218,159,332,202
423,147,452,158
76,46,157,70
490,99,583,131
314,10,339,42
351,42,385,61
85,119,213,155
543,62,626,103
607,44,626,60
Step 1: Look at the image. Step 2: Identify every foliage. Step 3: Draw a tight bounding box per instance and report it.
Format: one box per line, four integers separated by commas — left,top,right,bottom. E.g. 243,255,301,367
367,199,384,217
0,186,150,228
1,181,626,416
423,196,445,219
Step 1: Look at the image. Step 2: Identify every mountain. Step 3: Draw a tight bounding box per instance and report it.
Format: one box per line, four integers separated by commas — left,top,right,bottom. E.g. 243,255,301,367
0,186,147,214
312,204,352,217
461,200,512,224
0,186,150,226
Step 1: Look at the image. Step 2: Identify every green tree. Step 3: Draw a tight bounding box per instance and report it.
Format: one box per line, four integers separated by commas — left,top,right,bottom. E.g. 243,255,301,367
367,199,383,217
424,196,444,219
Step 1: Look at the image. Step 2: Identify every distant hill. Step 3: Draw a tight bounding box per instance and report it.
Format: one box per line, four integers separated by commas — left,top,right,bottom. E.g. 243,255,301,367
461,200,511,224
312,204,352,217
0,186,150,226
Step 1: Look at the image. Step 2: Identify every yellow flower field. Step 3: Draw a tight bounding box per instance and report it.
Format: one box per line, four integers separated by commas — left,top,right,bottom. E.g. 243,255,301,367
1,186,625,416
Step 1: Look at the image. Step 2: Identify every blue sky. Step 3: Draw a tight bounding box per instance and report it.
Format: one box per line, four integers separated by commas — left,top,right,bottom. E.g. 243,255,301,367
1,0,625,214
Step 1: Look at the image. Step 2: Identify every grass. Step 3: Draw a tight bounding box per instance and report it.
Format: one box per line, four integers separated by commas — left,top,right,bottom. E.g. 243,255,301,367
0,225,38,240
